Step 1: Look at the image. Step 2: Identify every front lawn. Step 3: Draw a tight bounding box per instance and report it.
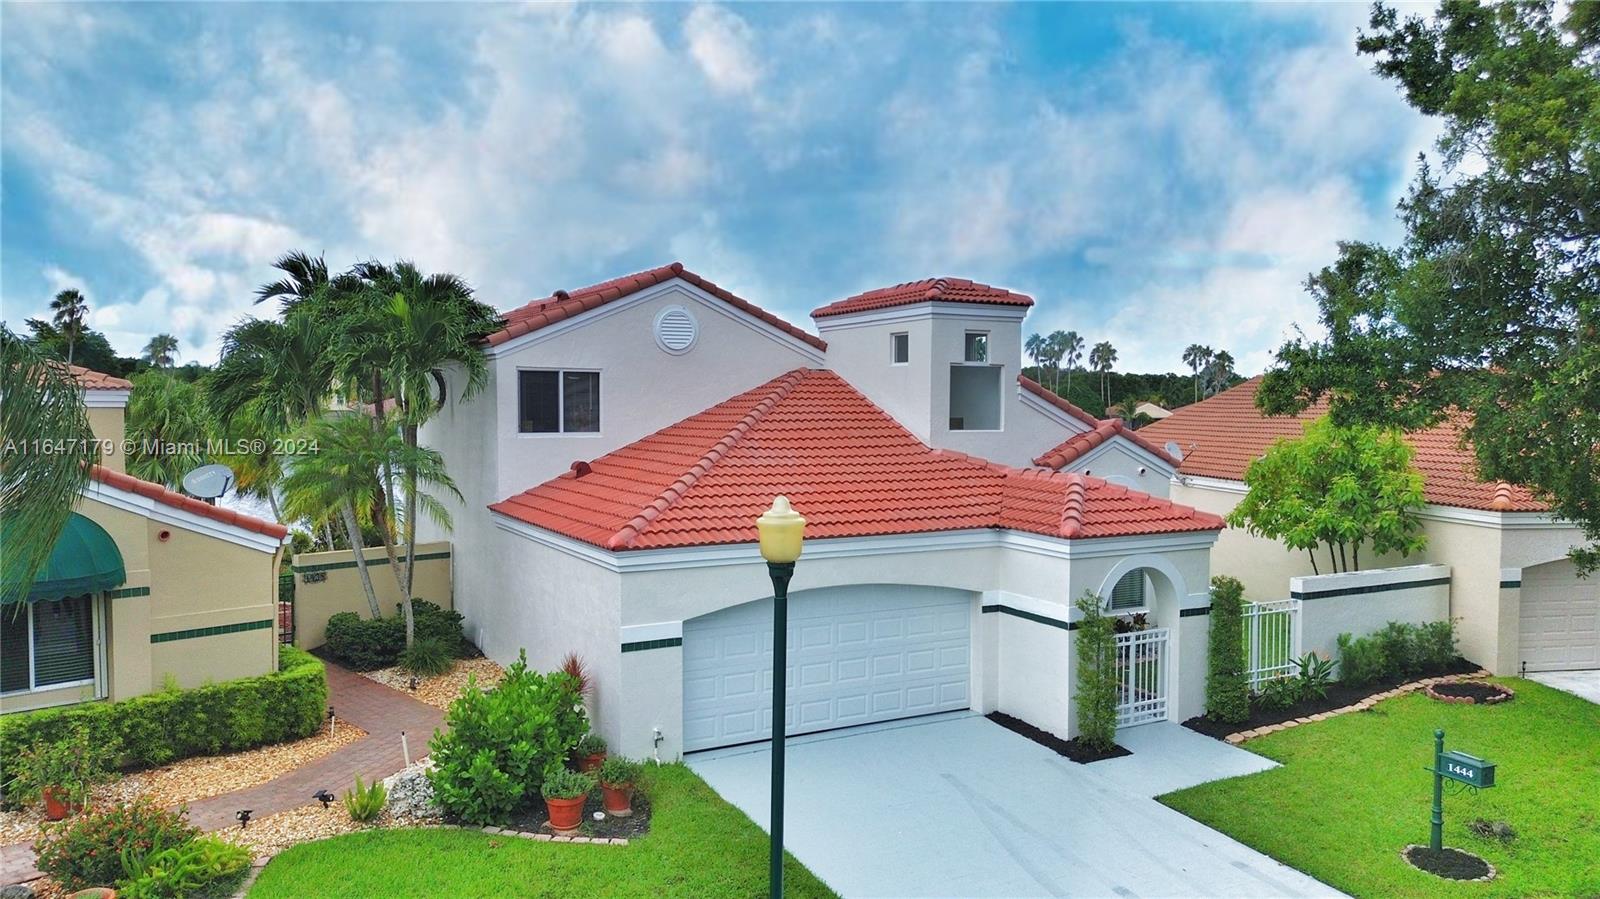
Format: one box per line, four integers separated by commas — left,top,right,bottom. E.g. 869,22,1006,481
1160,678,1600,898
248,763,837,899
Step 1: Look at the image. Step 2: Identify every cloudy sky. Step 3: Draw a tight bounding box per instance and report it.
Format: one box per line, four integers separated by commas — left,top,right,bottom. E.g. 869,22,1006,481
1,2,1435,373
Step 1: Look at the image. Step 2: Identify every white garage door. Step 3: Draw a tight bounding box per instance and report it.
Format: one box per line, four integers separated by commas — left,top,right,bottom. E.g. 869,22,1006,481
1520,560,1600,672
682,585,971,752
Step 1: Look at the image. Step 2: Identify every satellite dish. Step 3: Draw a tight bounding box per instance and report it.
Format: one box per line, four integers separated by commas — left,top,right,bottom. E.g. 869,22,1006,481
182,463,235,502
1165,441,1183,461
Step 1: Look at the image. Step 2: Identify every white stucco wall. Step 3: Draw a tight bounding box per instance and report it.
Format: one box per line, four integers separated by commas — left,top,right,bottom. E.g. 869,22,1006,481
1065,441,1173,498
1291,564,1452,668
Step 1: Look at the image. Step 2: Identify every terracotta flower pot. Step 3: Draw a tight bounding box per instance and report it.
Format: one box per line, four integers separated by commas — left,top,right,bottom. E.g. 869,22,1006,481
600,782,634,817
42,786,79,821
544,794,587,832
578,752,606,773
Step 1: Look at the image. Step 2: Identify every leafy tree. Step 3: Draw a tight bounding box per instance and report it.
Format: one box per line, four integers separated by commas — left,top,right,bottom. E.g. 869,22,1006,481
49,289,88,365
1227,417,1427,575
125,371,213,488
1260,1,1600,572
1203,349,1236,397
1205,575,1250,724
1072,591,1118,752
23,319,132,377
1090,341,1117,405
1182,344,1212,402
141,334,179,368
1,327,96,602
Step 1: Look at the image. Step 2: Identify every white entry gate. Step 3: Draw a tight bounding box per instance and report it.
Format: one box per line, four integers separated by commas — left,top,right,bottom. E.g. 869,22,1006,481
1114,627,1169,726
1243,599,1302,689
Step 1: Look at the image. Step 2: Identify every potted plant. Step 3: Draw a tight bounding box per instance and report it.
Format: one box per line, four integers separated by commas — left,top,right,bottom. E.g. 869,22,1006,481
541,768,594,833
573,732,607,773
597,756,642,818
11,729,115,821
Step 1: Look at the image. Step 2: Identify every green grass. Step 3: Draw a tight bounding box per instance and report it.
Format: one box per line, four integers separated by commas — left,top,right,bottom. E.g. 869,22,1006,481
1160,678,1600,898
248,764,836,899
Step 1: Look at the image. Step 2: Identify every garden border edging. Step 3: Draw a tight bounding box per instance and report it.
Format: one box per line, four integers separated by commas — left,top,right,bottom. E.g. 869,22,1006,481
1222,670,1492,745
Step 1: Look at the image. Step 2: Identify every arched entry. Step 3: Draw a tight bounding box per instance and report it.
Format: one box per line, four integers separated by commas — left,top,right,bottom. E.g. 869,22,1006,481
681,584,973,752
1093,560,1185,727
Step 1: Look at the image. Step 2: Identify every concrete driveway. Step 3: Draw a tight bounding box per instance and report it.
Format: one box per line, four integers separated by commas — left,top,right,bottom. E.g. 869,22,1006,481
689,713,1341,899
1530,669,1600,704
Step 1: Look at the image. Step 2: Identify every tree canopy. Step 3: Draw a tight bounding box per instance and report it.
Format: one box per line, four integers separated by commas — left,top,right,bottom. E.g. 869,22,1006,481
1259,1,1600,571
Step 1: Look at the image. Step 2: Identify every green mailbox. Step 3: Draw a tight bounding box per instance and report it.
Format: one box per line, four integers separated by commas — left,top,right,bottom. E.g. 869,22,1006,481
1439,750,1496,788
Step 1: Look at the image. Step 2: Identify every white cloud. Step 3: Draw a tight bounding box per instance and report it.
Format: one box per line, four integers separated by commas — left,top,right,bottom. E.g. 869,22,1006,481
684,5,761,95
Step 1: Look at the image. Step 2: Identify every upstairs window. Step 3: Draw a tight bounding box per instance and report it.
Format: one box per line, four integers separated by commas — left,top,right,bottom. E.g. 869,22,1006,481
1108,570,1148,612
519,370,600,434
964,332,989,363
890,332,909,365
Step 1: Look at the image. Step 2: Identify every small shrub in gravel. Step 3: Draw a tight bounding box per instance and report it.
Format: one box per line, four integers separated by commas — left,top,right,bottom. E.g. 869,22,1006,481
343,775,388,823
398,638,453,677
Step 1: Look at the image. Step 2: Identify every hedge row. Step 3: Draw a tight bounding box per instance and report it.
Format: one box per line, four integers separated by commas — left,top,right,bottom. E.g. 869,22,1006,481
0,646,327,783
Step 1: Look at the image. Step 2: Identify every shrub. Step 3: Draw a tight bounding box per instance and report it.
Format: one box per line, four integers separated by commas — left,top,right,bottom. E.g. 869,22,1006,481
598,756,642,788
1255,676,1303,711
6,724,119,809
343,775,387,823
574,732,607,757
118,835,250,899
324,612,405,670
1336,619,1459,686
1073,591,1119,752
1205,575,1250,723
410,600,466,658
1335,632,1385,685
427,651,588,824
1294,652,1336,701
1373,621,1420,680
0,647,326,788
541,768,595,801
1416,619,1459,671
34,798,197,889
398,639,454,677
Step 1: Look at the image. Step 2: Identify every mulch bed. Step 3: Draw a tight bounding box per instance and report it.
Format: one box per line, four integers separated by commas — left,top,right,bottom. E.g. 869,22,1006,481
1426,681,1514,705
986,712,1131,763
466,791,652,841
1182,658,1479,740
1402,845,1495,881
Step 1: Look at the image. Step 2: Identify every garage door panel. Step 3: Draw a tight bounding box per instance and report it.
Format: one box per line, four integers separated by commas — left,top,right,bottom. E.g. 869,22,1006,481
683,586,972,751
1520,560,1600,672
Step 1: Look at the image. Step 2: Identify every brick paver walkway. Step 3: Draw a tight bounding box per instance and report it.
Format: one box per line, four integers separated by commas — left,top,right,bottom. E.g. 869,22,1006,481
2,660,445,886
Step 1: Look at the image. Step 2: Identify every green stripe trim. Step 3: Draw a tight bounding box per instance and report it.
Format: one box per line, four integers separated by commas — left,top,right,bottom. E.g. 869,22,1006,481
151,619,273,644
108,586,151,599
1499,580,1521,589
981,604,1075,630
621,637,682,653
1291,576,1450,600
1179,605,1212,617
294,551,451,574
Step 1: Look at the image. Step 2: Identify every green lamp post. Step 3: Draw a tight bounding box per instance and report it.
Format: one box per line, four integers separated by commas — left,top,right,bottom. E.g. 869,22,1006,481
757,496,806,899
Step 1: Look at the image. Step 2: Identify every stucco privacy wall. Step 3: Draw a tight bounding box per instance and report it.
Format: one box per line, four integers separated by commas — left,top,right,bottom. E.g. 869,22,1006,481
1290,565,1451,668
290,542,453,650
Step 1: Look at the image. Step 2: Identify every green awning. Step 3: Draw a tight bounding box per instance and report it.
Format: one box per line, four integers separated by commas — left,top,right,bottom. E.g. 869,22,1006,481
3,513,126,604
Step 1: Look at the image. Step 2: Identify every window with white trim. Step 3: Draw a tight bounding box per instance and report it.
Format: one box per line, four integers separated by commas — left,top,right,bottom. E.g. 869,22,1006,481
964,331,989,363
1,595,97,694
890,332,909,365
518,370,600,434
1108,570,1148,612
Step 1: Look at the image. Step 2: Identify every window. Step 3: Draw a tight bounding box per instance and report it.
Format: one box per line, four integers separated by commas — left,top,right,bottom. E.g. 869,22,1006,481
1109,570,1147,612
964,332,989,363
948,365,1001,430
890,332,909,365
1,595,97,694
518,370,600,434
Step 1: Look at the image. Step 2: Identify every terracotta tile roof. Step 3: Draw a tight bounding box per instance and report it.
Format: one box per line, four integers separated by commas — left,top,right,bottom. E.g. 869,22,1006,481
89,465,290,540
1033,419,1179,470
1140,376,1547,512
491,369,1223,550
65,364,132,390
1016,375,1100,428
811,277,1034,319
485,262,826,351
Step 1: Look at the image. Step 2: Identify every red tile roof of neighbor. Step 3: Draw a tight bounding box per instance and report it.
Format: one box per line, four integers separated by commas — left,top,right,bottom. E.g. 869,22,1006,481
491,369,1223,551
89,466,290,540
485,262,827,351
1016,376,1179,470
1016,375,1100,428
811,277,1035,319
66,364,132,390
1139,376,1547,512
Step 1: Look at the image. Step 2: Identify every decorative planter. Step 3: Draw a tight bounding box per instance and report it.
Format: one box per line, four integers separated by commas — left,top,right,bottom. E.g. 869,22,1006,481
1424,680,1515,705
544,794,587,833
600,782,634,817
578,753,606,774
42,785,80,821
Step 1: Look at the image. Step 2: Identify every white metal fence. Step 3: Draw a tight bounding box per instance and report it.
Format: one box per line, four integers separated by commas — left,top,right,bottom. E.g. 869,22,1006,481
1114,627,1169,726
1243,599,1301,690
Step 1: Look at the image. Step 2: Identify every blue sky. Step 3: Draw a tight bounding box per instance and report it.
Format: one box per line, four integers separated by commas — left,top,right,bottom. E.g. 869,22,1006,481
1,2,1434,373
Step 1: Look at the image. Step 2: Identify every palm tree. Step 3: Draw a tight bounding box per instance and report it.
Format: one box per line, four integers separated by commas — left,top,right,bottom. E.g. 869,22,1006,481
49,289,88,365
353,260,498,645
1090,341,1117,406
1061,331,1085,393
1182,344,1213,402
1204,350,1236,397
1024,333,1047,384
215,404,289,523
142,333,179,369
1,326,96,602
125,371,212,488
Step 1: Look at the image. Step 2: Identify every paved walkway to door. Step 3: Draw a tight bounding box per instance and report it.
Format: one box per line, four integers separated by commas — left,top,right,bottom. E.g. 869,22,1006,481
1530,669,1600,704
2,661,443,887
689,713,1343,899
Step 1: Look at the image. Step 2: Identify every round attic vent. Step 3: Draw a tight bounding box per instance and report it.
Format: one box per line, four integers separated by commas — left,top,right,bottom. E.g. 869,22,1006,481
654,305,698,354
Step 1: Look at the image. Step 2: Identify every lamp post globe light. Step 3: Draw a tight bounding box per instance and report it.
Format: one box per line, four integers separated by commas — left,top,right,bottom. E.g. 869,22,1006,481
756,496,806,899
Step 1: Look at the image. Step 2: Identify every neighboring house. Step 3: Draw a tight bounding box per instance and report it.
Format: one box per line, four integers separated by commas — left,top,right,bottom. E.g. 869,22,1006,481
421,263,1221,760
1141,376,1597,676
1135,401,1172,421
1,365,287,714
